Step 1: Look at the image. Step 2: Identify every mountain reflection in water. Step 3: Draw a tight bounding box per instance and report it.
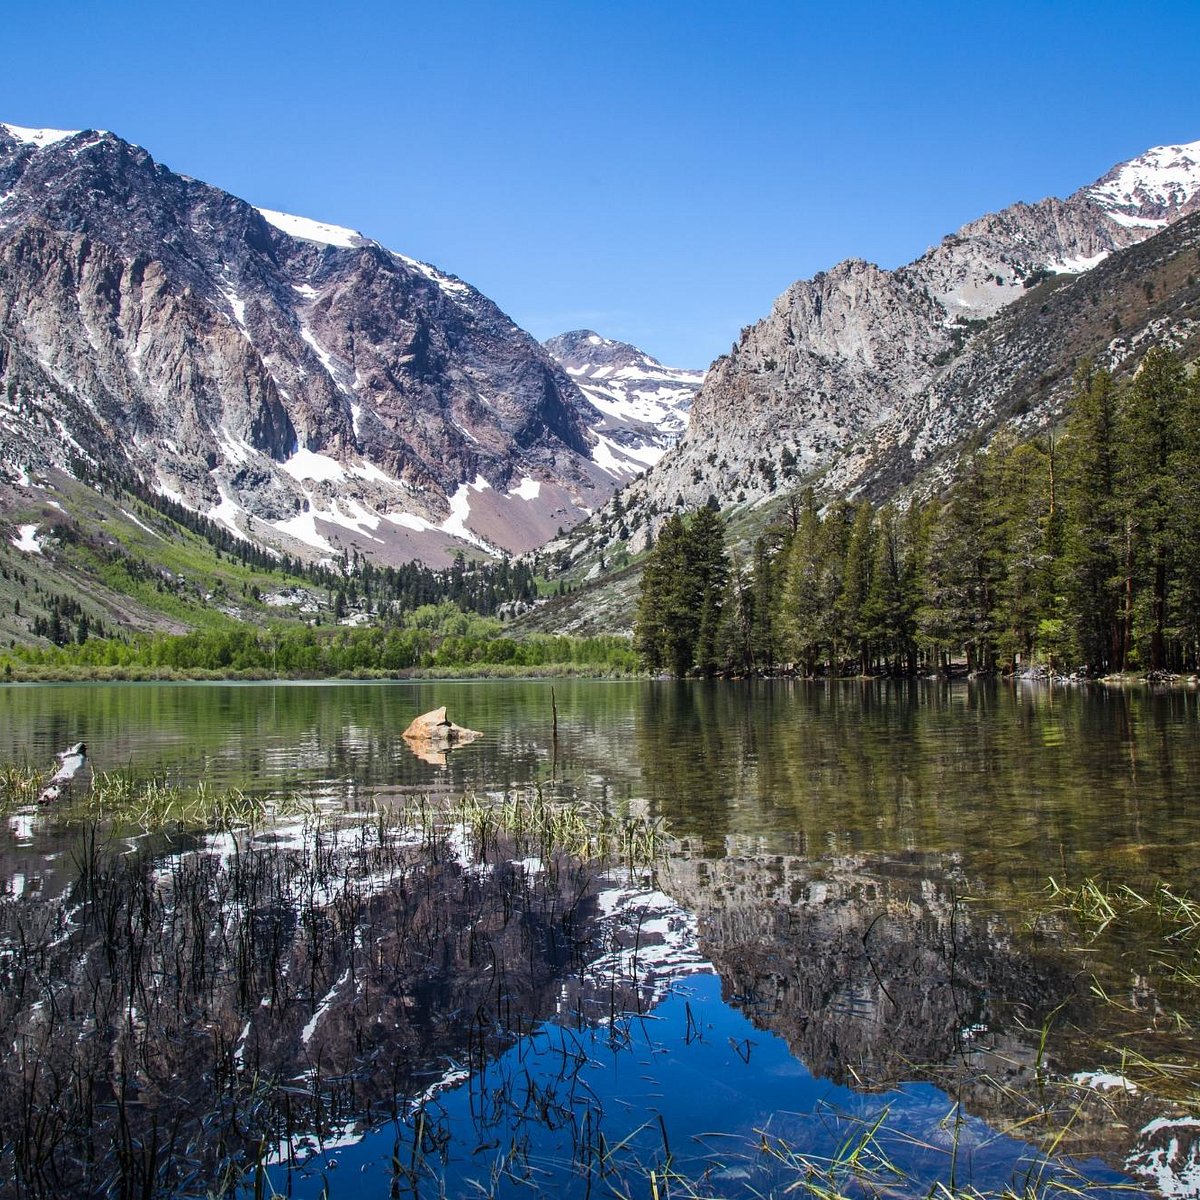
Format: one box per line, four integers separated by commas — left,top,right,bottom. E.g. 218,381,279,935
1,678,1198,1196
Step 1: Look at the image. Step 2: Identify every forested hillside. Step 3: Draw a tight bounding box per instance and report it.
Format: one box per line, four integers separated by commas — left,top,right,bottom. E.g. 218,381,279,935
634,348,1200,677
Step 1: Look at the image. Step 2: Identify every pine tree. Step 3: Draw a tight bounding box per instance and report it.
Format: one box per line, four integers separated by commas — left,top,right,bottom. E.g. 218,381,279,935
687,502,729,676
990,438,1055,670
749,536,776,670
1170,370,1200,665
634,513,700,674
1122,347,1187,670
836,502,876,674
862,505,906,673
715,560,754,675
1060,363,1125,671
780,490,825,674
936,452,1001,671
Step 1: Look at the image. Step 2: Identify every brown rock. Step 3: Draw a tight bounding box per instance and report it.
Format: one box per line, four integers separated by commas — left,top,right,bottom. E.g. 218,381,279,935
402,707,479,764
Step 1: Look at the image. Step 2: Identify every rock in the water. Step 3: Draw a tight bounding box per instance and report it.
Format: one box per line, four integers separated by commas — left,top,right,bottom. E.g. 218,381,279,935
402,708,479,765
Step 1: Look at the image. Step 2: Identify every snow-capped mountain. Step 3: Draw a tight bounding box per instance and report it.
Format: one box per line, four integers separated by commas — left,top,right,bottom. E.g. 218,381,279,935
1086,141,1200,229
543,330,701,476
593,138,1200,548
0,122,620,565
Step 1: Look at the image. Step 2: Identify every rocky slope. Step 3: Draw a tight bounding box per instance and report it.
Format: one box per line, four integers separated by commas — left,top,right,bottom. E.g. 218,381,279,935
0,122,623,566
528,203,1200,638
579,138,1200,555
543,330,701,475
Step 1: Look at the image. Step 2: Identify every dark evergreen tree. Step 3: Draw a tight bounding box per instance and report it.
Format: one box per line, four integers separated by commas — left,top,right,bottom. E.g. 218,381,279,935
780,490,825,674
862,504,907,673
633,514,691,672
1122,347,1187,670
634,505,729,675
748,536,776,671
688,502,730,676
1060,363,1125,671
1170,370,1200,665
837,501,876,674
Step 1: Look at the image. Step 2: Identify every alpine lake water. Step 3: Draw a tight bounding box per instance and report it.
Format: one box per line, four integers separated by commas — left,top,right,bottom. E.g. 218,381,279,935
2,677,1199,1199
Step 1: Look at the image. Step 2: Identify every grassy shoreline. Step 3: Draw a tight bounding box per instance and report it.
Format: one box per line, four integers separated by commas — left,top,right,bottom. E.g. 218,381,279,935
0,662,643,683
1,662,1192,685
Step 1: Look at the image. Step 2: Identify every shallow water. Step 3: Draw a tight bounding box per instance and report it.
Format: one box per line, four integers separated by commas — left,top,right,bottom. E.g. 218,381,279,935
2,678,1197,1196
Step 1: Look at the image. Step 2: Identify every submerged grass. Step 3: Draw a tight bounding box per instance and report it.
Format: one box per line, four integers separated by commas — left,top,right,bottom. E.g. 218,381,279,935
0,766,677,1198
447,787,667,873
0,764,316,829
0,772,1151,1200
79,772,317,830
0,762,43,809
1042,875,1200,1107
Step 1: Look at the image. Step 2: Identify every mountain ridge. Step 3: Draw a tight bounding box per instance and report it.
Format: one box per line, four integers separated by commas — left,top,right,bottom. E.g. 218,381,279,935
0,123,626,566
4,122,1200,640
564,138,1200,563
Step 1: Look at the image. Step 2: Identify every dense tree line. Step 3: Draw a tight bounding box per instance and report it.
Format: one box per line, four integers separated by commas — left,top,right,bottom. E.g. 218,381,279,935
6,602,637,675
635,348,1200,677
633,502,729,674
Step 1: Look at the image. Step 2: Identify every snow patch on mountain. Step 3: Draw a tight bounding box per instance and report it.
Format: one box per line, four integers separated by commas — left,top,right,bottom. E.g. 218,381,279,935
443,476,498,551
256,207,365,249
1050,250,1110,274
216,424,255,467
394,253,472,297
209,489,249,539
0,124,80,149
272,509,336,553
220,283,248,328
545,330,702,476
1088,140,1200,222
11,524,42,553
590,431,664,476
387,511,437,534
509,475,541,500
281,447,347,483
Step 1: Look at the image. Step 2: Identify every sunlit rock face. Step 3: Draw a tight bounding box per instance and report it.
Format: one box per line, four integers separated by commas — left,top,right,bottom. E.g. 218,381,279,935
0,123,623,564
604,139,1200,549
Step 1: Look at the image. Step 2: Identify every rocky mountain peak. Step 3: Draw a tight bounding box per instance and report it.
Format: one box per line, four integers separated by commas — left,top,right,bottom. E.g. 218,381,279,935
544,330,703,478
1082,138,1200,227
0,123,85,150
565,135,1200,568
0,122,622,565
545,329,667,373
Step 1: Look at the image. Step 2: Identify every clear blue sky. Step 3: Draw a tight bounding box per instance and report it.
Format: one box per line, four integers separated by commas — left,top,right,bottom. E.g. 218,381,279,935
5,1,1200,367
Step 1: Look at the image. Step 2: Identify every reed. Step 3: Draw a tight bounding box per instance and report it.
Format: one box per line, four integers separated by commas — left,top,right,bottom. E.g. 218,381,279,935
0,773,671,1198
0,761,46,811
1041,874,1200,1106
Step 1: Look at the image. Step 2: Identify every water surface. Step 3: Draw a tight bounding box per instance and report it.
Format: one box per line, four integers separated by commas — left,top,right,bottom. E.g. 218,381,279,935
2,678,1196,1196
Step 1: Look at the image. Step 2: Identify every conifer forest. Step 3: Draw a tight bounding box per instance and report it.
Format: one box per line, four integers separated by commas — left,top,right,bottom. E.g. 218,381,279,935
634,348,1200,678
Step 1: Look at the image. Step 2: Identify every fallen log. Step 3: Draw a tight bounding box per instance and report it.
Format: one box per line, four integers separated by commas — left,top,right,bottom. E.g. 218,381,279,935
38,742,88,804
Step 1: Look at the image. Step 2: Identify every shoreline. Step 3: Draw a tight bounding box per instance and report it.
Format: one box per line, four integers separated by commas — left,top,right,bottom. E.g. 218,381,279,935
0,663,1195,687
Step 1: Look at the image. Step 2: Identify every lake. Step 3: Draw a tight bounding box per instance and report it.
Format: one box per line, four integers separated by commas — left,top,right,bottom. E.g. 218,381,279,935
2,678,1197,1197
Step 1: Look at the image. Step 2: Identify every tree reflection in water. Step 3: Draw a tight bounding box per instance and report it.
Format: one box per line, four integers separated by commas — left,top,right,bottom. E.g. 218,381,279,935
0,799,1150,1198
4,677,1200,1195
